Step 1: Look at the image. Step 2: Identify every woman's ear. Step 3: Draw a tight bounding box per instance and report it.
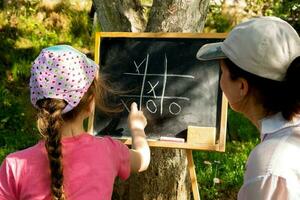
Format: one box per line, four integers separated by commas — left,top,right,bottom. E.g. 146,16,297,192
239,78,249,97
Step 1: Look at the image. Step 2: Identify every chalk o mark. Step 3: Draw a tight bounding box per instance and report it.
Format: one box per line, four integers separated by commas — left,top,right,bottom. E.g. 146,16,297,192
169,102,181,115
146,100,157,114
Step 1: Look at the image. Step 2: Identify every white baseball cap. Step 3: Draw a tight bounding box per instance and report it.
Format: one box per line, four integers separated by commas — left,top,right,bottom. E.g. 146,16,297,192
196,16,300,81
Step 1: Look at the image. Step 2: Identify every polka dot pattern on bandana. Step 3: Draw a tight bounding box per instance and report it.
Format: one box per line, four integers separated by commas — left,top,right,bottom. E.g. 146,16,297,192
29,45,99,114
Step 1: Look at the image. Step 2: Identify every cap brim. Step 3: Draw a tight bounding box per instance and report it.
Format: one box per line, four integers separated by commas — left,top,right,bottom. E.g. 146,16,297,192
196,42,227,61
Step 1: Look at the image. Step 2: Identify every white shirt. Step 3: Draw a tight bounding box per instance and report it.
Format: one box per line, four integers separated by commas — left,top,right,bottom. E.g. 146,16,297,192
238,113,300,200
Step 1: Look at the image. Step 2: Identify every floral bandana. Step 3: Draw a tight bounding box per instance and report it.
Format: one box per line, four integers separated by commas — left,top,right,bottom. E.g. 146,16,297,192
30,45,99,114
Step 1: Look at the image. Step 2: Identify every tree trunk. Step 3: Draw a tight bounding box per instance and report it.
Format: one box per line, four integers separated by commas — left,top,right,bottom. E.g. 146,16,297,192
93,0,209,199
93,0,148,32
146,0,209,32
93,0,131,31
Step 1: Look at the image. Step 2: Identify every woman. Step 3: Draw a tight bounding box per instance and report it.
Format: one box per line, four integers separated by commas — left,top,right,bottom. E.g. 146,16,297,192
197,16,300,199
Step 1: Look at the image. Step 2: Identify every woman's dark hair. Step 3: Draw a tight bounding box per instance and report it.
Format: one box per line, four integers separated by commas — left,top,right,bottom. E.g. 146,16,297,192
36,75,121,200
224,57,300,120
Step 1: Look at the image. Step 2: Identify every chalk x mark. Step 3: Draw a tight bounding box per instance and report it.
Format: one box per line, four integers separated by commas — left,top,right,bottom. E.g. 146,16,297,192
120,99,130,113
134,58,146,74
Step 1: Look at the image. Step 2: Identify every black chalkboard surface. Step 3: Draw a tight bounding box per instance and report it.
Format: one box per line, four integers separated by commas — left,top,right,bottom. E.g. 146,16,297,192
91,32,228,151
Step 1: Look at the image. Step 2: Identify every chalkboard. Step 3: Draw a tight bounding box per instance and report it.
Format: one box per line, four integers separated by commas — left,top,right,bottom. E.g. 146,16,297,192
90,32,228,151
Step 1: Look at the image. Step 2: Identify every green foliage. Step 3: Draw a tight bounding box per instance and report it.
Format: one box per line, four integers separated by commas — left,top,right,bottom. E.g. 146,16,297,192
204,0,300,33
0,0,94,163
0,1,93,81
227,108,259,141
205,4,231,33
0,83,39,162
272,0,300,32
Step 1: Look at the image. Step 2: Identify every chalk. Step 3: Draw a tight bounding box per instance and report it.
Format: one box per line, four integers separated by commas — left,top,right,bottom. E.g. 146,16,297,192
159,136,185,143
120,99,130,113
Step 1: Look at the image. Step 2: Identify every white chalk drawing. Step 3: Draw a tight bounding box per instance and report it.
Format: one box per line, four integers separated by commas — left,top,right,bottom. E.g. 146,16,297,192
160,54,167,115
120,99,130,113
120,95,189,101
139,54,150,110
121,53,194,115
124,73,194,79
146,100,157,113
169,102,181,115
147,81,159,98
134,57,146,74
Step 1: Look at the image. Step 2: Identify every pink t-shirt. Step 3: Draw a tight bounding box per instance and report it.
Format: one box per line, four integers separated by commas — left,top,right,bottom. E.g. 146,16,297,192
0,134,130,200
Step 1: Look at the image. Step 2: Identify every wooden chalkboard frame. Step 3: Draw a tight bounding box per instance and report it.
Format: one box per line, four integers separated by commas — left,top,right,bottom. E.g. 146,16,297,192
88,32,228,152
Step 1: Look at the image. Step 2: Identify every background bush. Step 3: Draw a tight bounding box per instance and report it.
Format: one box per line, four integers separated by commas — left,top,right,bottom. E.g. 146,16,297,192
0,0,94,161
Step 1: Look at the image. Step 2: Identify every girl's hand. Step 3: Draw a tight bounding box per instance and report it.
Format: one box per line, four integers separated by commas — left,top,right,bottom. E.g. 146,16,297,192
128,102,150,173
128,102,147,133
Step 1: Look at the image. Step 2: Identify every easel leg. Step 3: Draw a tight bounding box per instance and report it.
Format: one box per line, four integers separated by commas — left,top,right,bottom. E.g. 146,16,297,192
186,149,200,200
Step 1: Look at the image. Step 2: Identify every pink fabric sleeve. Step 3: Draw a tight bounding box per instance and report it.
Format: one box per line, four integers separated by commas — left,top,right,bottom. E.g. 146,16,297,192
106,137,131,180
0,158,18,200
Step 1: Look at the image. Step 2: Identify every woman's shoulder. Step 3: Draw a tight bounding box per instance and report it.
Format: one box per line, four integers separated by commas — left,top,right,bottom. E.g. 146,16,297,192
246,129,300,178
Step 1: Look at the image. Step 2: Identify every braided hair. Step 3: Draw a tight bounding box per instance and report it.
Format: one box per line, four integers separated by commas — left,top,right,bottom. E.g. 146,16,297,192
37,99,66,200
35,75,122,200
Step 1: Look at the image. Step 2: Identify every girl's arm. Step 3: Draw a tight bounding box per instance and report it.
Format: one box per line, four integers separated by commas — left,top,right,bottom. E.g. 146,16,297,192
128,102,150,173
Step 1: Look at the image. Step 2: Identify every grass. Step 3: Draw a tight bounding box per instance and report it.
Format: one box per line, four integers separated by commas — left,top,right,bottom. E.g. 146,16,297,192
194,139,258,200
194,109,259,200
0,83,40,162
0,0,94,161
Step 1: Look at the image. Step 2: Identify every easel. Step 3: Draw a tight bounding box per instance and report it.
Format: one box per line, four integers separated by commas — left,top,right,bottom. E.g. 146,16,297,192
187,149,200,200
185,94,227,200
91,32,228,199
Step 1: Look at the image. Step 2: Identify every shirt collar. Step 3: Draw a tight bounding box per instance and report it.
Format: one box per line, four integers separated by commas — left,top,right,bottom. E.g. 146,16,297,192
259,112,300,141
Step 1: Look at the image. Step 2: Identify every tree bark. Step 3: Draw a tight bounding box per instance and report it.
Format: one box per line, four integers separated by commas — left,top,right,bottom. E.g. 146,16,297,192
112,149,191,200
146,0,209,32
93,0,209,199
93,0,131,31
93,0,148,32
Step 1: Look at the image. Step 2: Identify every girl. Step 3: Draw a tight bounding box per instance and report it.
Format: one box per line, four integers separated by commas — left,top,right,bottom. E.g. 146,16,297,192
197,16,300,199
0,45,150,200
